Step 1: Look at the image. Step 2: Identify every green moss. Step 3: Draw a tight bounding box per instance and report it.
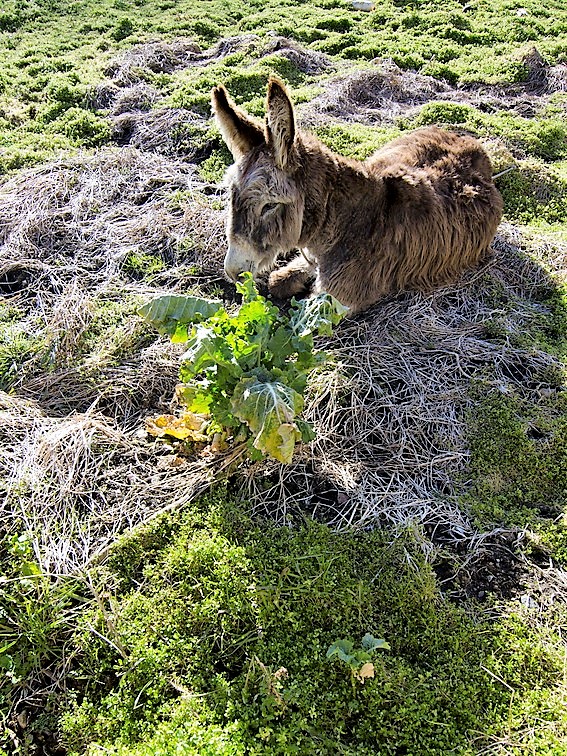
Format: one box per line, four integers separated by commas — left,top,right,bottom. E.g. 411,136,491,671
314,123,400,161
409,101,483,129
497,162,567,226
0,320,47,390
57,492,567,755
123,251,166,278
168,55,306,116
52,107,111,147
489,113,567,161
464,390,567,560
1,0,567,169
198,147,233,184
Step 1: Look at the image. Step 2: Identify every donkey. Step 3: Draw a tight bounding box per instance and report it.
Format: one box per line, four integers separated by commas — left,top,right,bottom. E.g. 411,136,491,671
211,77,503,313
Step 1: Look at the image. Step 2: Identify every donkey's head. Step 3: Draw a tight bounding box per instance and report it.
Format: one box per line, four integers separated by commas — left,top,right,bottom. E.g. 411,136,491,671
211,77,305,283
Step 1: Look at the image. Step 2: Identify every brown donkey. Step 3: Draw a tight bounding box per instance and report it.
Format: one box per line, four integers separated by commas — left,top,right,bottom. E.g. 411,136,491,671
211,77,503,313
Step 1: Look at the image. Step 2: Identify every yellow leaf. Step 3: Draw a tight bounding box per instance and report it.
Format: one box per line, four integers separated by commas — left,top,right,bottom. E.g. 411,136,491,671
354,662,375,683
260,423,298,464
145,412,208,441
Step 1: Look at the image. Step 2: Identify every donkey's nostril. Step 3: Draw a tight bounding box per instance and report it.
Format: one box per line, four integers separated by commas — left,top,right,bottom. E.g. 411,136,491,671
224,264,241,282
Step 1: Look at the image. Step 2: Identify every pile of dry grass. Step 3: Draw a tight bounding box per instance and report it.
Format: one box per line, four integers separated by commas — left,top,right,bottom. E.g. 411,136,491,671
261,35,333,74
103,39,203,85
0,146,225,294
3,215,564,575
305,63,450,125
303,55,567,128
0,147,230,571
93,35,332,159
1,393,234,573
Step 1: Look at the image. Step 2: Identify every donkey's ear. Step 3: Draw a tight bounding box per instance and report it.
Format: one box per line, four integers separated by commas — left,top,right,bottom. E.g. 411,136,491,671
211,85,265,160
265,77,297,171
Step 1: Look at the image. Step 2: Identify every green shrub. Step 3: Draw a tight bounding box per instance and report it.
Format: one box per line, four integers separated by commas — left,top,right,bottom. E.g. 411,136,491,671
410,101,481,127
112,17,135,41
317,15,353,32
497,162,567,225
314,123,400,161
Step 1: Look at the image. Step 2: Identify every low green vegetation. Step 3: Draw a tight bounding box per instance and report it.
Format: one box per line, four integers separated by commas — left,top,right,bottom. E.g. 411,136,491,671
465,389,567,562
1,0,567,171
52,493,567,755
0,532,84,745
313,123,401,161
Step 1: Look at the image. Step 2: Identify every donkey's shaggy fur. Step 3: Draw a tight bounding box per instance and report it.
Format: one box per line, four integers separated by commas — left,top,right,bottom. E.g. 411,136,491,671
212,77,503,312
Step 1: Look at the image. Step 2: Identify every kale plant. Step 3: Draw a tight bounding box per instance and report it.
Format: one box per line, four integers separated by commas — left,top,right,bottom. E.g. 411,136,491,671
139,274,348,463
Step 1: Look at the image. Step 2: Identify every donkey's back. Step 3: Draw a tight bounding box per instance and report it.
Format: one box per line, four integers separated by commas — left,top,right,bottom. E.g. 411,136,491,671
340,125,503,308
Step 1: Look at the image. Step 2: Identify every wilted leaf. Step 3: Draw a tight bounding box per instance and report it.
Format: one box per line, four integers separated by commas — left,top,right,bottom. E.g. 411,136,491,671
156,455,187,470
230,377,303,463
145,412,208,441
354,662,375,683
138,295,223,342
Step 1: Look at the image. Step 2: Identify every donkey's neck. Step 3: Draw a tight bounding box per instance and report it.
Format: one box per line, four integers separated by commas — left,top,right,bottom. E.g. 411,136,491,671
296,134,382,253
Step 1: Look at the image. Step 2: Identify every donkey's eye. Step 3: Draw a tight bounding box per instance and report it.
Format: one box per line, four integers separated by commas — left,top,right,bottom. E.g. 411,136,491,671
261,202,280,216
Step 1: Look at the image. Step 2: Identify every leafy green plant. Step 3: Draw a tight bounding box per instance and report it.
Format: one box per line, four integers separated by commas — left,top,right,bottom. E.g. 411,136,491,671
327,633,390,690
139,274,348,463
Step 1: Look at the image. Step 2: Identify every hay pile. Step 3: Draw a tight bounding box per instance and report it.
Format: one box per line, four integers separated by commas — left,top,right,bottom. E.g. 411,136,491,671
0,147,230,572
303,51,567,128
1,47,566,577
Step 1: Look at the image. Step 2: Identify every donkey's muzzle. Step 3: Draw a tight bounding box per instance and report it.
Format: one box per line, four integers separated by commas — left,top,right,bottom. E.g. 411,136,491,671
224,248,256,282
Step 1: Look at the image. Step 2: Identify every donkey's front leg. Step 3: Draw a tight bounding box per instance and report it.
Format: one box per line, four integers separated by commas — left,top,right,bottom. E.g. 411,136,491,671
268,251,316,301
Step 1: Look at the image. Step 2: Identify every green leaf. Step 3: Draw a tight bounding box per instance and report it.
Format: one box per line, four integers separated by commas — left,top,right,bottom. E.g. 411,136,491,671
289,293,349,338
266,325,295,367
230,376,304,463
361,633,391,653
175,384,214,414
0,654,13,670
138,295,223,342
296,418,316,444
235,271,261,303
327,639,355,662
21,560,42,577
180,324,242,380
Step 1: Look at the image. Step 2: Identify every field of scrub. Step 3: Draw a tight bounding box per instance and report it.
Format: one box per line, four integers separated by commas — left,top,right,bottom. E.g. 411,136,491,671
2,0,567,754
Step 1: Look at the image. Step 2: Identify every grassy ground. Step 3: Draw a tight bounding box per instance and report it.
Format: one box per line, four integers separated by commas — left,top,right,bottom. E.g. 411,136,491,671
2,0,567,754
